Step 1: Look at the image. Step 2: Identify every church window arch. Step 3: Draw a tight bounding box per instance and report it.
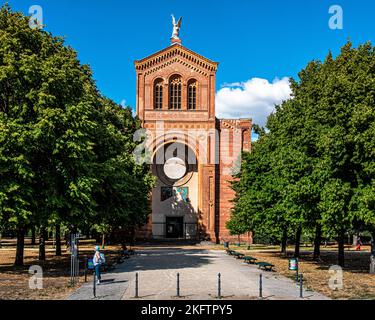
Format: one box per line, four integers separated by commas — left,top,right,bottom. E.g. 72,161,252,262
187,79,198,110
154,78,164,110
169,75,182,110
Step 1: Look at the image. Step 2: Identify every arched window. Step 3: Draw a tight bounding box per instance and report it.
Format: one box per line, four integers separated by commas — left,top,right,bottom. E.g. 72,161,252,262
169,75,182,110
154,79,163,110
187,79,197,110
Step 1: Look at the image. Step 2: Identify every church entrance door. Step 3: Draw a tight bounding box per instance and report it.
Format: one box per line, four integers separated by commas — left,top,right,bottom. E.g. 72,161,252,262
166,217,184,238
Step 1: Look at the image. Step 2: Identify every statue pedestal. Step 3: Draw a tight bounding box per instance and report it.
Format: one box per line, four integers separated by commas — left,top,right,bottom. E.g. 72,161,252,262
171,38,182,45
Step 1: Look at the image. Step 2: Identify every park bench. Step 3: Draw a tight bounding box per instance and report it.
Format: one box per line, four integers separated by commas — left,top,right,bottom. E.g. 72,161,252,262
243,256,257,264
115,255,125,264
226,249,236,255
122,250,130,258
232,252,245,259
256,262,275,271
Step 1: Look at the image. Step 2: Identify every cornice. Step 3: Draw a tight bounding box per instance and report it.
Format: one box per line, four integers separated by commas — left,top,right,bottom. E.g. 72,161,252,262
135,45,218,74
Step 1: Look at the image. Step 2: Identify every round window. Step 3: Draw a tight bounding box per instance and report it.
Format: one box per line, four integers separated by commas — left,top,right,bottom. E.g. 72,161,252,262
163,157,187,180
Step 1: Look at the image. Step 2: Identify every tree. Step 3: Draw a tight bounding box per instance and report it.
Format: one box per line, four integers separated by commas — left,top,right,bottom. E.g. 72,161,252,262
299,42,375,266
0,5,154,265
0,4,102,264
91,99,155,246
229,42,375,267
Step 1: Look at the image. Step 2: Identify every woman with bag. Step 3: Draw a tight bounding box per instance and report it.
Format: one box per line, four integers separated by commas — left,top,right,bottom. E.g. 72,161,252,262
93,246,105,284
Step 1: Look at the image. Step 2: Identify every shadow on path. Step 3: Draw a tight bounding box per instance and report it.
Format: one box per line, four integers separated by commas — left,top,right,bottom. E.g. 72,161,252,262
99,279,128,285
113,249,213,273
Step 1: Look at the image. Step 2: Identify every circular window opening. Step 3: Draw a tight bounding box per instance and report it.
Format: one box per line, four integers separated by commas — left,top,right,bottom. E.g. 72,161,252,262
163,157,186,180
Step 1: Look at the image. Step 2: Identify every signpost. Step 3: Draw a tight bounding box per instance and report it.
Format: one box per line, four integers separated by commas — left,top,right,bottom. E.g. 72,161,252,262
70,233,80,286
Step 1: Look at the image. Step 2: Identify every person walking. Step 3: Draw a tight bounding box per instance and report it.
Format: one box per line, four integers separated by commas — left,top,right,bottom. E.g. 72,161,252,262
93,245,105,284
355,236,363,251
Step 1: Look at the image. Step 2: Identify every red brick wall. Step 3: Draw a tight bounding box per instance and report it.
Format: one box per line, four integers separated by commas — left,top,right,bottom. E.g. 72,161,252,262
217,119,252,243
134,43,252,243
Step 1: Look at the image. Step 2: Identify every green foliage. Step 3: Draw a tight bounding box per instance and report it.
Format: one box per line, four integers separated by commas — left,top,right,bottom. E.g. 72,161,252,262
229,41,375,252
0,5,154,251
92,99,155,233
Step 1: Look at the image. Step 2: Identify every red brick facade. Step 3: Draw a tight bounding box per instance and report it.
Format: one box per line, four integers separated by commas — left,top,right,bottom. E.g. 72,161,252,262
134,40,251,243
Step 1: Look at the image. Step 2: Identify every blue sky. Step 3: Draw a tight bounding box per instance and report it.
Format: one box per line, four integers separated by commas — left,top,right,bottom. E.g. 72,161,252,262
4,0,375,126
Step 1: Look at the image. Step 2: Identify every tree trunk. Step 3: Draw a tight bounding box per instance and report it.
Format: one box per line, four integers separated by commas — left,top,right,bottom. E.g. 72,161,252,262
0,230,2,248
31,226,36,245
55,224,61,256
14,227,25,266
370,231,375,274
39,227,47,261
281,227,287,254
313,224,322,260
85,228,90,239
247,231,252,249
294,226,302,258
101,233,105,249
338,230,345,268
130,228,136,246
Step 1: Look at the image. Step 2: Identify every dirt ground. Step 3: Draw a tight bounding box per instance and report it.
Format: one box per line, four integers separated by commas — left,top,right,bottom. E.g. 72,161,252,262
0,241,125,300
229,245,375,300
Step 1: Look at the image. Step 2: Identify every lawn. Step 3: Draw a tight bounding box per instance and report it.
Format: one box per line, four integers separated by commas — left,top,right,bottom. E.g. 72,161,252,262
0,239,125,300
228,245,375,299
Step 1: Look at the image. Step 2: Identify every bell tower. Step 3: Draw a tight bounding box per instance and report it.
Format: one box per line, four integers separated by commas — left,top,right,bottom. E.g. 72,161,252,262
134,17,251,243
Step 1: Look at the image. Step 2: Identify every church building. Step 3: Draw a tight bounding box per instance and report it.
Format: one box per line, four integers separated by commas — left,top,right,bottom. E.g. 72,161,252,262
134,17,252,243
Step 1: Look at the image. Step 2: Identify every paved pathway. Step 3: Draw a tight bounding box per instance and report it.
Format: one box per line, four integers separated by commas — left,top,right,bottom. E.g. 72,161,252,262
67,248,329,300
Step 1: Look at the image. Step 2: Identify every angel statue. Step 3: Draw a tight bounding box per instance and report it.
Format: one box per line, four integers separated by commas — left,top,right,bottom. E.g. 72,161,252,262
171,14,182,39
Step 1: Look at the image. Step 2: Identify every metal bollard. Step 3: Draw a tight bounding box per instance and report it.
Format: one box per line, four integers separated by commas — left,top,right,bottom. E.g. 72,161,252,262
299,274,303,298
295,258,299,283
217,273,222,299
93,270,96,298
259,273,263,299
84,257,88,283
135,272,139,298
177,273,180,297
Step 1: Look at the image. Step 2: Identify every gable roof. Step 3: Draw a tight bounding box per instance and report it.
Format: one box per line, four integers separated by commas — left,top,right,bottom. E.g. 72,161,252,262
134,44,219,73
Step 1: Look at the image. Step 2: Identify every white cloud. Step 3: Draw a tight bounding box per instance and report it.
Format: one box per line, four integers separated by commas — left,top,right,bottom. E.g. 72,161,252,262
215,77,292,127
120,99,127,108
